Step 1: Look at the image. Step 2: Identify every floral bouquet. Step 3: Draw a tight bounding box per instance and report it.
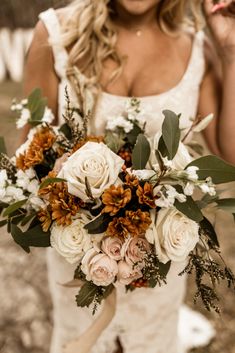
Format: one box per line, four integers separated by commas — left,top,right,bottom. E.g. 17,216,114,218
1,89,235,314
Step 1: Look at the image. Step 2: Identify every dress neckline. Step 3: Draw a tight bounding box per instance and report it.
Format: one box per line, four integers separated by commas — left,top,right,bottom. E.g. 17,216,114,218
101,31,199,101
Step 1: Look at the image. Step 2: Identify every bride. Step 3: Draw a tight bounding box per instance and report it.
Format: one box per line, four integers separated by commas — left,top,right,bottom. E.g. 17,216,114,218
23,0,235,352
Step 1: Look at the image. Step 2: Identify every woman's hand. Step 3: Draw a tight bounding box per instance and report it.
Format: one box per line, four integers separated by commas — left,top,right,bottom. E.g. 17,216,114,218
204,0,235,63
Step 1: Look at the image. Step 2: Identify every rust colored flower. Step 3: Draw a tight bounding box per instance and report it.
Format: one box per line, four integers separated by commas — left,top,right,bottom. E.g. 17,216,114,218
44,182,81,226
15,153,28,171
136,182,156,208
72,135,104,153
124,173,139,189
106,217,132,238
16,147,44,170
102,185,132,215
32,127,56,150
38,171,57,198
125,209,152,236
38,207,52,232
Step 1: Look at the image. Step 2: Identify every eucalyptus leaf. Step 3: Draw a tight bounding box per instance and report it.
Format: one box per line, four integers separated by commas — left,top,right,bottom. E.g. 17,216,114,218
126,123,142,145
158,136,168,158
0,136,7,154
59,123,72,139
76,282,98,308
39,177,66,190
161,110,180,160
174,196,203,222
27,88,47,123
3,199,28,217
104,131,125,153
200,217,219,247
132,134,151,170
11,223,51,251
187,155,235,184
155,149,165,172
84,213,111,234
216,198,235,213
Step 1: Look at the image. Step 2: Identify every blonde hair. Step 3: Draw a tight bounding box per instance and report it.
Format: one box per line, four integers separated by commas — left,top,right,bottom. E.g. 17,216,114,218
60,0,204,98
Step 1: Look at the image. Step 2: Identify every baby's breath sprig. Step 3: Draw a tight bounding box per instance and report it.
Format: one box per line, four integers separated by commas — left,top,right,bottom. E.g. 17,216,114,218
0,154,17,182
142,249,170,288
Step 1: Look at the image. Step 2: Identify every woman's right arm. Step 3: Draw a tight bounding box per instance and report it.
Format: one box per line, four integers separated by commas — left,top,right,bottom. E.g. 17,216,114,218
21,20,59,142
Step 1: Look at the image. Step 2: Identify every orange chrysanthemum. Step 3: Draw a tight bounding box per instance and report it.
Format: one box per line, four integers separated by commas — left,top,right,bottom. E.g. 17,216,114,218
136,182,156,208
38,208,52,232
124,173,139,189
125,209,152,236
118,147,132,167
32,127,56,150
106,217,132,238
16,147,44,171
102,185,132,215
38,171,57,198
40,181,82,226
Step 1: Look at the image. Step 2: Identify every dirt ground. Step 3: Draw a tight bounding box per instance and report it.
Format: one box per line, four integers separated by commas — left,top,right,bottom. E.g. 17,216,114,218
0,81,235,353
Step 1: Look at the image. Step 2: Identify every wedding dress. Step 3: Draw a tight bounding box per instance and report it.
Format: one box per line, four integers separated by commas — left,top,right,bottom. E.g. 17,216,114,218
39,8,215,353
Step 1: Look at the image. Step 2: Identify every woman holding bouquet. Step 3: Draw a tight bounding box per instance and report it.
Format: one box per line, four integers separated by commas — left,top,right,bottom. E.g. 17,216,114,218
23,0,235,352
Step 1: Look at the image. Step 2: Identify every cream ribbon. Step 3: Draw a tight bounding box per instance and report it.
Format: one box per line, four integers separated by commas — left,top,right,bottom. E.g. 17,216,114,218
61,280,117,353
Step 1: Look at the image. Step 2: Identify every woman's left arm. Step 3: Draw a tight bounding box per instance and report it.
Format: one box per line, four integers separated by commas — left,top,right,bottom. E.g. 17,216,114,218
198,0,235,164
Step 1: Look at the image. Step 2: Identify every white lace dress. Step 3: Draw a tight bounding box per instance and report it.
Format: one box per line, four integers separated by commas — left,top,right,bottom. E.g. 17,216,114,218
39,8,215,353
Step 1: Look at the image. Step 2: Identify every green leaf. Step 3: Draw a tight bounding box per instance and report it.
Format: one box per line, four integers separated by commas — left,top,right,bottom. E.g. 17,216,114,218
59,123,72,140
3,199,28,217
155,149,165,172
161,110,180,160
216,198,235,213
27,88,47,123
200,217,219,247
21,213,36,226
158,136,168,158
0,219,7,227
10,223,51,252
39,177,66,190
132,134,151,170
126,123,143,146
76,282,98,308
187,155,235,184
104,131,125,154
0,136,7,154
158,260,171,278
84,213,111,234
174,196,203,222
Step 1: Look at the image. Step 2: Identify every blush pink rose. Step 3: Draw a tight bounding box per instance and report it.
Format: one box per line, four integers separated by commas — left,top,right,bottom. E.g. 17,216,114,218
117,260,143,285
122,237,150,267
101,236,124,261
81,249,118,286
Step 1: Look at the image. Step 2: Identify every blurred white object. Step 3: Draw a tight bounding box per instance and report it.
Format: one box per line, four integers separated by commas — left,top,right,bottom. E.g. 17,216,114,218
0,28,33,82
179,305,215,352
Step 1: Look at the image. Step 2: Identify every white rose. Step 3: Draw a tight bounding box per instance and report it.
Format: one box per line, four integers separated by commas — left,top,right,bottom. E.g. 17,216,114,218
81,249,118,286
146,208,199,263
101,236,123,260
117,260,142,285
50,214,92,264
58,142,124,201
149,132,192,171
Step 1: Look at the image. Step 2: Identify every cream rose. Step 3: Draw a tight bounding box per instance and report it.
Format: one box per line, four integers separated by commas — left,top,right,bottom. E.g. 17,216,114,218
117,260,143,285
101,236,123,261
146,208,199,263
121,236,150,267
58,142,124,201
50,214,92,264
81,249,118,286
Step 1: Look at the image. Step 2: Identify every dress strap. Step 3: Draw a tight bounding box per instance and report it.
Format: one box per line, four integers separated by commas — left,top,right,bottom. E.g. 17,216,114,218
39,8,68,79
182,30,206,87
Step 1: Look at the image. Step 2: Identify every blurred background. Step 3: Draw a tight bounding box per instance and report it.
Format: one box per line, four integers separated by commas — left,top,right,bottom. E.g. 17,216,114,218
0,1,235,353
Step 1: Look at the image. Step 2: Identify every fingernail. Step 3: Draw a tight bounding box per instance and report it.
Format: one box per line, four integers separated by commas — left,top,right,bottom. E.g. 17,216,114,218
211,3,226,13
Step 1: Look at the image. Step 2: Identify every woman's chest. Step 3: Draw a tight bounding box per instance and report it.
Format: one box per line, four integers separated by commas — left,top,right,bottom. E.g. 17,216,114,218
100,31,193,97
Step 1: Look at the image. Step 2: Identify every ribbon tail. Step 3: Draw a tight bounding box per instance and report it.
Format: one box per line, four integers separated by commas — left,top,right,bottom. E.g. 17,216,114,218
63,288,117,353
